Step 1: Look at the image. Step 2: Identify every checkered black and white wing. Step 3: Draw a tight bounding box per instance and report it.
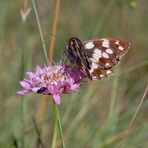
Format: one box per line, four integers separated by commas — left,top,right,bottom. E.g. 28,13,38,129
83,38,131,80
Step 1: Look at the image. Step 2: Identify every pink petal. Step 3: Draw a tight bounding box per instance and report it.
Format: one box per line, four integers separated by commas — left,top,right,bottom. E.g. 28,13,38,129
32,87,40,92
36,64,41,70
53,94,61,105
70,84,80,90
17,90,32,95
20,81,31,89
26,72,35,77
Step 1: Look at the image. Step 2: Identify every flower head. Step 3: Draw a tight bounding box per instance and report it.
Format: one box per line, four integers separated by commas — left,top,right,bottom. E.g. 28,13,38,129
17,64,84,105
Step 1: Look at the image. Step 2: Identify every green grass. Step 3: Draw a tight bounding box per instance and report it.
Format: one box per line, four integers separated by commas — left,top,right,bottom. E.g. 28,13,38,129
0,0,148,147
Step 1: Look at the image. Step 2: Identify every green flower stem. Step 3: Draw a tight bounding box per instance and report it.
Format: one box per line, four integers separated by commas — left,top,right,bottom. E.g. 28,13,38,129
57,105,65,148
52,102,58,148
52,102,65,148
31,0,48,64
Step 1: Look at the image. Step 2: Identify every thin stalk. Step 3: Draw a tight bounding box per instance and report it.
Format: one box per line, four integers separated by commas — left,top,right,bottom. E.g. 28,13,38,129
52,102,65,148
57,105,65,148
52,102,58,148
51,1,64,146
48,0,61,62
31,0,48,130
31,0,48,63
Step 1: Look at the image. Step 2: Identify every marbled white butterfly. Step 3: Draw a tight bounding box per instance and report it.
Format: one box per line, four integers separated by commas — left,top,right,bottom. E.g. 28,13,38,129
64,37,131,80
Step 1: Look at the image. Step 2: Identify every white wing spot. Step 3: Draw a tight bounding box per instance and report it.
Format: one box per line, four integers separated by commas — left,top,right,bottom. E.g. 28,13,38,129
94,48,102,56
115,40,120,45
84,42,94,49
92,62,99,69
89,58,97,63
118,46,124,51
105,63,110,67
92,53,101,61
102,52,109,58
106,48,113,54
100,74,104,78
92,76,97,80
107,70,112,75
102,39,110,48
89,67,94,73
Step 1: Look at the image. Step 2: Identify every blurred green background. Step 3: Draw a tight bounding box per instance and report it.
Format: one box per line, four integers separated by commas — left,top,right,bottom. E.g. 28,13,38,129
0,0,148,147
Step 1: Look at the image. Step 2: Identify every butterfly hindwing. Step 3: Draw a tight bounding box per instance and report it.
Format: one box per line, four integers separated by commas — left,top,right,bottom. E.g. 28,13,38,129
89,66,113,80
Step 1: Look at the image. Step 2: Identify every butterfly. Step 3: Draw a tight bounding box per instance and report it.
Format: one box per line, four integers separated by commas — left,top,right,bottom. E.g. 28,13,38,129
64,37,131,80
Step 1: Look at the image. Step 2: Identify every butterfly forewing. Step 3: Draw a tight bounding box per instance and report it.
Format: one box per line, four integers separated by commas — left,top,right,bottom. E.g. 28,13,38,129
83,38,130,68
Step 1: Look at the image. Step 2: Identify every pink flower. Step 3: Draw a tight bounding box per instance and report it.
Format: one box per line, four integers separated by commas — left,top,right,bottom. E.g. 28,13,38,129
17,64,84,105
